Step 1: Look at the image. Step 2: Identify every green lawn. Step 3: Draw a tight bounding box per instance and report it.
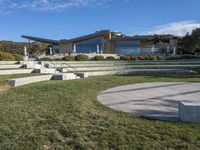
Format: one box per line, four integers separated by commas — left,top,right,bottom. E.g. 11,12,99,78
0,74,200,149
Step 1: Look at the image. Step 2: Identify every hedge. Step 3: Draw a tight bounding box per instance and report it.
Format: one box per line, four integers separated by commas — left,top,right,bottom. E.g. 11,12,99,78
75,54,89,61
106,56,116,61
0,52,15,61
63,56,75,61
13,54,24,61
93,55,105,61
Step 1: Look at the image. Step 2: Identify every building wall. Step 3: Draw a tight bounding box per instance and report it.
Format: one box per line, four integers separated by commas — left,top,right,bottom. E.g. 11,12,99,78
59,43,73,54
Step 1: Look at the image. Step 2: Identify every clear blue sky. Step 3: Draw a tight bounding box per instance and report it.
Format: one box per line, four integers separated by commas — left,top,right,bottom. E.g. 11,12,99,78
0,0,200,42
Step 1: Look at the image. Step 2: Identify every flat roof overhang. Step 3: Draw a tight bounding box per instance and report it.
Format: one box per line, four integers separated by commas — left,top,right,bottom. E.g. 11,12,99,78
22,35,59,45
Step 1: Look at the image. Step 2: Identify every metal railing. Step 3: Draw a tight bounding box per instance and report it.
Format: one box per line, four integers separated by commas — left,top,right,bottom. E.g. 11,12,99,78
60,63,78,73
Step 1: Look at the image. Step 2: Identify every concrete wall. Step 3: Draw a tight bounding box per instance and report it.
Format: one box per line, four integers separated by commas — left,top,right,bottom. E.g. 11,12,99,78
0,69,34,75
179,102,200,123
8,75,53,87
59,43,73,54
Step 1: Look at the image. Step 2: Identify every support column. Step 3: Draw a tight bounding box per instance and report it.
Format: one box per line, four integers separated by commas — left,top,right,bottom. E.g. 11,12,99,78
173,46,176,55
50,47,53,55
24,46,27,56
152,45,155,53
97,44,100,54
73,44,76,53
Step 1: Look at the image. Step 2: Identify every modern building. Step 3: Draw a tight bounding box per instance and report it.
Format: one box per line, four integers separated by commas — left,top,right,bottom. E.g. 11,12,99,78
22,30,178,55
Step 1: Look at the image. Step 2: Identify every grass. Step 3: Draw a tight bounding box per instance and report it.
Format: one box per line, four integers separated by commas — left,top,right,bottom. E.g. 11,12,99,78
0,74,43,93
0,74,200,149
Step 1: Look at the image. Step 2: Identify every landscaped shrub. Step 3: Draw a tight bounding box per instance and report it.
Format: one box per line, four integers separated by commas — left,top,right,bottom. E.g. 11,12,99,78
106,56,116,61
63,56,75,61
165,55,200,60
146,56,157,60
0,52,15,61
13,54,24,61
156,56,164,60
52,58,63,61
75,54,89,61
39,57,52,61
130,56,139,60
180,54,200,59
120,56,131,61
93,55,105,61
137,56,145,60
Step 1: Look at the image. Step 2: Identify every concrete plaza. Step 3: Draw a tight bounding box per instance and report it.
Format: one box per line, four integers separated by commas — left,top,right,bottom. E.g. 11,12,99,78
98,82,200,121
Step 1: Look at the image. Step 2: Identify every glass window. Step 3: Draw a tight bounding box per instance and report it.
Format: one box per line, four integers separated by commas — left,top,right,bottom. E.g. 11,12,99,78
116,40,141,55
76,37,104,53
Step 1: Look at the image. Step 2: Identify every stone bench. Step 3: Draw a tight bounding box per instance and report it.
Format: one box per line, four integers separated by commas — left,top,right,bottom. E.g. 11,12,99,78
8,75,53,87
179,102,200,123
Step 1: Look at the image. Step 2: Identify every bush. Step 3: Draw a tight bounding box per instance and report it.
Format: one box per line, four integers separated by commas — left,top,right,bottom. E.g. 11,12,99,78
13,54,24,61
146,56,157,60
137,56,145,60
120,56,131,61
130,56,139,60
165,55,200,60
156,56,164,60
93,55,105,61
180,54,200,59
63,56,75,61
52,58,63,61
75,54,89,61
0,52,15,61
39,57,52,61
106,56,116,61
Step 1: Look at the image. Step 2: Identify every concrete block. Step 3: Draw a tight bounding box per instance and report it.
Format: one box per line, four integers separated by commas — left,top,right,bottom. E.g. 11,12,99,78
179,102,200,123
0,69,34,75
8,75,53,87
53,73,80,80
0,61,19,65
0,64,24,69
34,68,57,74
76,72,89,78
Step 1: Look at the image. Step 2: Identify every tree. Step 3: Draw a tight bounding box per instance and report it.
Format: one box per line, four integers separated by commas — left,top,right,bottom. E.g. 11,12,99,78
180,28,200,54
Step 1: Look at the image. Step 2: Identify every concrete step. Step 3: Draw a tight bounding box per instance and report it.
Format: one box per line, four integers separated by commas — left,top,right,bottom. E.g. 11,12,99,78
78,69,193,77
0,69,34,75
34,68,58,74
0,61,19,65
0,64,24,69
53,73,81,80
59,65,200,72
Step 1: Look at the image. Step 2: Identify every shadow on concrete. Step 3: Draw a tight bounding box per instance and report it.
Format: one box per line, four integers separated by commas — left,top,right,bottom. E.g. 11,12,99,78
102,82,188,95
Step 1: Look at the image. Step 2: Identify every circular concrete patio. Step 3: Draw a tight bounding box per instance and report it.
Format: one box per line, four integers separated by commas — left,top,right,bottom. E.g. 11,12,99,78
98,82,200,121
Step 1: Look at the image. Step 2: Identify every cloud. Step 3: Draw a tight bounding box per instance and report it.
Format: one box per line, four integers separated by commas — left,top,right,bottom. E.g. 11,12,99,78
0,0,113,13
148,21,200,37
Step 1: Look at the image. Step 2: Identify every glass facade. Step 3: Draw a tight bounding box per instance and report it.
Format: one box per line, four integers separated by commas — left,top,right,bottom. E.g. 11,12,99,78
75,37,104,53
115,41,141,55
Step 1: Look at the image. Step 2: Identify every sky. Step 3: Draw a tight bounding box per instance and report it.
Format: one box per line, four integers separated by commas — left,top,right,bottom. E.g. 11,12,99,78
0,0,200,42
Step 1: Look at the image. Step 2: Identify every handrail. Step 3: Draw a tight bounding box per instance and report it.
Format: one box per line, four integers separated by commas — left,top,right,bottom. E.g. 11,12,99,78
61,63,78,73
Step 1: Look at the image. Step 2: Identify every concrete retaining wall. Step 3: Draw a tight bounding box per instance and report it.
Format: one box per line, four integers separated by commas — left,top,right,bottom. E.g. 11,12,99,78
8,75,53,87
0,61,19,65
0,69,34,75
34,68,57,74
0,64,24,69
179,102,200,123
79,69,193,77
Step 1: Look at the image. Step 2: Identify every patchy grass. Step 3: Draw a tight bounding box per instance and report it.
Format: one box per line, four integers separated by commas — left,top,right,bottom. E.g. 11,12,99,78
0,75,200,149
0,74,42,93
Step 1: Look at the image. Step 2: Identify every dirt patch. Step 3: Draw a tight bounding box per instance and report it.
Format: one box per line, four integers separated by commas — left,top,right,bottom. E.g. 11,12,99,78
0,85,10,94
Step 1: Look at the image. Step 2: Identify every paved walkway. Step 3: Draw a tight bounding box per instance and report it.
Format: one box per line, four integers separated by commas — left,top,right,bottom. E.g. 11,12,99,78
98,82,200,121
